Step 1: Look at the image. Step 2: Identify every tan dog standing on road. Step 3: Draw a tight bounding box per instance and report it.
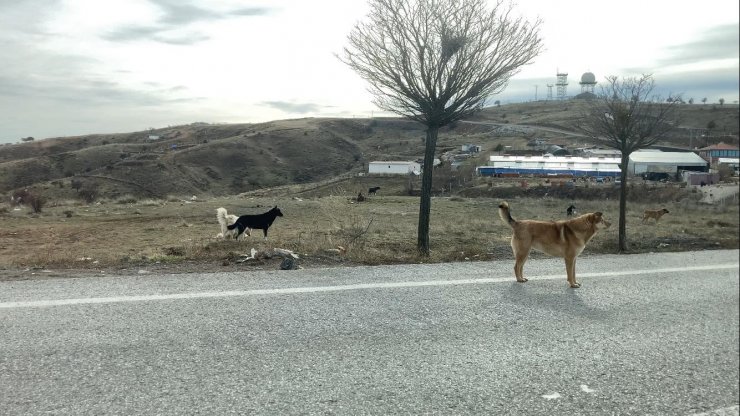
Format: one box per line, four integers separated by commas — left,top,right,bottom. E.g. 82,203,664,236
498,201,611,288
642,208,669,223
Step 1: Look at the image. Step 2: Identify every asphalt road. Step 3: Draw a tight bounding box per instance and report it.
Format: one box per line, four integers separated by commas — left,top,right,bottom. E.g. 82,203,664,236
1,250,738,415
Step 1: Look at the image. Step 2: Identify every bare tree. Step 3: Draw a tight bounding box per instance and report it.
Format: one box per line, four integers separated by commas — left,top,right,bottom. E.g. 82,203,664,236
578,74,680,252
341,0,543,254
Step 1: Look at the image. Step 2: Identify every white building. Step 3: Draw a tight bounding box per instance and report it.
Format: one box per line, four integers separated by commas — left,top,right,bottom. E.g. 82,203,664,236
368,161,421,175
477,155,621,177
627,151,707,175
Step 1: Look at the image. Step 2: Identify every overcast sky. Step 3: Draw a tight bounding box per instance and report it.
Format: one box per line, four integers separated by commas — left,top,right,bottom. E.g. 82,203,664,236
1,0,738,143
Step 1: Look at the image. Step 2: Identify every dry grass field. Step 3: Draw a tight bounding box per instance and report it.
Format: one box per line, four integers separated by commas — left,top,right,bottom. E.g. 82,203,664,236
1,180,737,280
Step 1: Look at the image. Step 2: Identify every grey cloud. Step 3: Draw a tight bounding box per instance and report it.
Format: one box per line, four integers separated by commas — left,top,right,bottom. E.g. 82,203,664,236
0,0,62,41
0,39,200,108
0,65,208,142
262,101,324,113
0,1,218,142
153,2,219,25
0,45,101,90
0,73,167,106
659,24,739,67
102,26,163,42
154,32,211,45
102,1,276,45
148,0,273,23
0,3,204,114
102,25,210,45
653,67,739,99
229,7,273,17
167,85,190,93
153,2,273,23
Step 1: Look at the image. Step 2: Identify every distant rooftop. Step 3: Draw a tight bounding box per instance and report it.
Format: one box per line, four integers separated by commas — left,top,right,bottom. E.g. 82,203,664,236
699,142,739,150
630,151,707,165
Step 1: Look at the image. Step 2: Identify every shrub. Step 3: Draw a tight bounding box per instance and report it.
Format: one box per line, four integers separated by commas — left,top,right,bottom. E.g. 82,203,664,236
27,193,44,213
11,189,44,212
78,182,100,204
116,195,138,204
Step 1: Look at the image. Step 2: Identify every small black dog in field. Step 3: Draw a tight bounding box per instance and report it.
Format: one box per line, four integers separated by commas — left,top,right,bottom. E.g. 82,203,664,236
227,206,283,239
368,186,381,196
566,204,576,216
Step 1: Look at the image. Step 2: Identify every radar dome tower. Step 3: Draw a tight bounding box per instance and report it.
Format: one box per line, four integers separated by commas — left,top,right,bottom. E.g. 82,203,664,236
579,72,597,93
556,70,568,100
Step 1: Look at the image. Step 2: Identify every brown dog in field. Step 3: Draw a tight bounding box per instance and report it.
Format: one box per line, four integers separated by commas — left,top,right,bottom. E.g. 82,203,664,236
498,201,611,288
642,208,669,223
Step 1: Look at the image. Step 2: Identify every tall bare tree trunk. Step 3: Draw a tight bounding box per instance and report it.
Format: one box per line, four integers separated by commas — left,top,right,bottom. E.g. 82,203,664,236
417,127,439,254
618,153,629,252
342,0,543,256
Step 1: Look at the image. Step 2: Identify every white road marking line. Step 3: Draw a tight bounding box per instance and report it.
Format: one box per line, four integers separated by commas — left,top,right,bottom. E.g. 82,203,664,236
1,263,737,309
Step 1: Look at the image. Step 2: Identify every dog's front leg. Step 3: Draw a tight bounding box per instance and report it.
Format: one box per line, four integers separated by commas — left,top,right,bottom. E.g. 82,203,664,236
565,256,580,288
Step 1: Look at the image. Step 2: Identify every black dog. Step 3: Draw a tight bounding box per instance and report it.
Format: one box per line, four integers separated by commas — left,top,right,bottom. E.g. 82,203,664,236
226,206,283,239
368,186,381,196
566,204,576,216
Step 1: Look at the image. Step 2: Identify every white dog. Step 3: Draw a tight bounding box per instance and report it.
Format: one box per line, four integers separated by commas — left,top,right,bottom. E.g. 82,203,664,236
216,207,250,239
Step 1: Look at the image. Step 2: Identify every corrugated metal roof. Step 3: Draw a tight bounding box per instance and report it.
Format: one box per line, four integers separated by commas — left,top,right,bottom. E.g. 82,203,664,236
490,155,621,164
369,161,419,165
629,151,707,165
489,156,620,174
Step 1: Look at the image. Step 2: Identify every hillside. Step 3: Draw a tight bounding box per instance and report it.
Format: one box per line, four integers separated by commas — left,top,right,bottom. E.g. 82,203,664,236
1,100,737,200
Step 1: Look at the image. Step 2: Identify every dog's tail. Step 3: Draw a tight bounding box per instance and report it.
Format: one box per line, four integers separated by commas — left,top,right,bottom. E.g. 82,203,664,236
498,201,516,228
216,207,230,227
